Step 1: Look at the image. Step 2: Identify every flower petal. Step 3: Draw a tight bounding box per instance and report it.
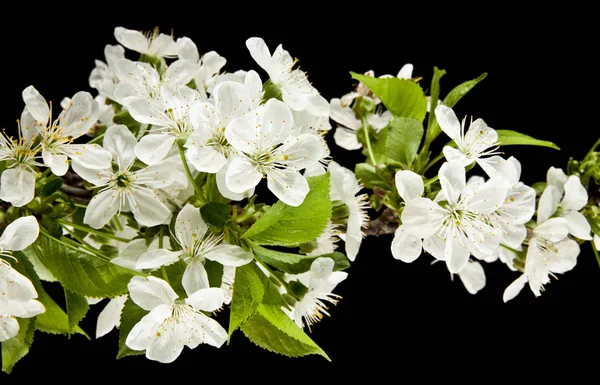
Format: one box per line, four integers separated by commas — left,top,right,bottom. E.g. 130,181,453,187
329,98,361,130
503,274,528,302
225,155,263,194
435,104,461,142
561,175,588,212
204,244,253,267
128,276,178,311
333,127,362,150
537,185,561,224
42,149,69,176
182,260,210,297
62,143,112,170
185,288,226,312
546,166,567,194
58,91,99,138
185,143,227,174
96,295,127,339
0,216,39,251
445,227,470,274
438,161,466,205
103,124,138,169
246,37,272,73
125,303,171,351
114,27,149,53
391,226,422,262
216,163,254,201
0,167,36,207
266,168,309,206
0,314,20,342
457,260,486,294
395,170,424,202
534,217,569,243
22,86,50,126
547,238,580,274
83,189,120,229
130,190,172,227
402,198,446,238
276,133,323,170
134,134,176,166
175,203,208,251
136,249,182,270
565,211,592,240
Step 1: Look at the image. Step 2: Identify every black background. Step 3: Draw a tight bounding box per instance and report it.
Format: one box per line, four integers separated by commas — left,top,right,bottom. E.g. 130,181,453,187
1,9,599,382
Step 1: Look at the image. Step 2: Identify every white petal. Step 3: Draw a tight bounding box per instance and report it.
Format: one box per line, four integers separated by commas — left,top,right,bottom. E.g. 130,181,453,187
503,274,528,302
457,260,486,294
442,146,470,166
190,312,227,348
185,288,226,312
462,176,508,215
83,189,120,229
226,155,263,193
125,303,171,351
103,124,137,169
438,161,466,205
254,99,294,149
546,166,567,194
204,244,253,266
134,133,176,166
225,116,259,155
561,175,588,212
329,98,361,130
164,59,195,87
345,206,365,262
276,134,323,170
534,217,569,243
422,234,447,261
402,198,446,238
266,169,309,206
565,211,592,240
135,162,176,189
537,185,561,224
177,37,199,63
216,163,254,201
130,190,172,227
0,314,20,342
42,149,69,176
58,91,99,138
333,127,362,150
391,226,422,262
477,156,519,181
246,37,272,73
547,238,579,274
145,322,185,363
182,260,210,297
213,81,250,121
186,144,227,174
136,249,182,270
128,276,178,311
0,167,36,207
150,33,179,57
18,110,40,145
367,110,392,131
435,104,461,141
305,94,330,117
114,27,150,53
96,295,127,339
0,263,38,301
62,144,112,170
445,227,470,274
22,86,49,126
111,239,148,270
395,170,424,202
0,216,39,251
175,204,208,251
396,63,414,79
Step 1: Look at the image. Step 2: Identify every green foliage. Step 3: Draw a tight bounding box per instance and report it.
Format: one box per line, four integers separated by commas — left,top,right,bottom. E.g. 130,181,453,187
39,176,63,197
241,304,330,360
243,174,331,247
355,163,393,190
117,298,148,359
350,72,427,121
1,318,36,374
228,263,265,340
64,288,89,334
496,129,560,150
385,117,424,168
34,234,138,298
200,201,230,230
252,244,350,275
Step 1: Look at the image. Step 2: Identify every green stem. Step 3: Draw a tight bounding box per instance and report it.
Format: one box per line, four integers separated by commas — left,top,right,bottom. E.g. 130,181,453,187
73,202,88,209
57,219,130,243
362,117,377,166
177,141,205,203
39,228,110,262
253,256,290,291
591,242,600,269
584,137,600,162
39,167,52,179
423,175,439,187
422,152,445,175
88,133,105,145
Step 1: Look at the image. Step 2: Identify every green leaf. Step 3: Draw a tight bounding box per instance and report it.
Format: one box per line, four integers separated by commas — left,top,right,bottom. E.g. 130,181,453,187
385,117,424,167
241,304,329,360
205,260,223,288
426,67,446,132
113,109,141,133
228,263,265,340
1,317,36,374
350,72,427,121
443,72,488,108
496,129,560,150
117,298,148,359
12,252,88,338
64,288,89,334
426,72,488,144
34,234,138,298
243,173,331,247
252,244,350,275
355,163,392,190
40,176,63,197
200,201,230,230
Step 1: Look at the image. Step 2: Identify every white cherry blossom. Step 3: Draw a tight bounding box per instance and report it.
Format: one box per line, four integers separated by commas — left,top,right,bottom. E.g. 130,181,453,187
114,27,179,59
126,276,227,363
283,257,347,330
246,37,329,117
89,44,125,101
135,204,252,295
0,216,45,342
224,99,323,206
22,86,111,176
73,125,174,229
